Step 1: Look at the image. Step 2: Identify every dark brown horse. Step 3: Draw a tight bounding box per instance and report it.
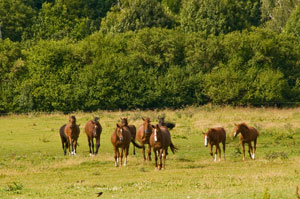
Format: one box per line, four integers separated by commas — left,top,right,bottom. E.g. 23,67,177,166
233,123,259,160
59,124,68,155
121,118,136,155
111,124,142,167
136,117,153,161
64,116,80,155
85,117,102,156
149,124,178,170
203,127,226,161
158,116,175,130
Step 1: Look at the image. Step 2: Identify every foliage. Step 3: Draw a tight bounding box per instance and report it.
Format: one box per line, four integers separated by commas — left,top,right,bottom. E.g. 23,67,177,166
0,0,36,41
100,0,174,33
180,0,261,35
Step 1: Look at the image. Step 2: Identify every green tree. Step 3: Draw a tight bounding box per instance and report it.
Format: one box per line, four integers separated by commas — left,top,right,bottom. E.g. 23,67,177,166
0,0,36,41
180,0,261,35
100,0,174,33
284,6,300,39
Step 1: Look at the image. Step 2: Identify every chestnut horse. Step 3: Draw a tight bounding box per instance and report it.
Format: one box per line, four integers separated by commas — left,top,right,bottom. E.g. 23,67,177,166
64,116,80,155
84,117,102,156
233,123,259,160
203,127,226,161
121,118,136,155
158,116,175,130
59,124,68,155
111,124,142,167
150,124,178,170
136,118,153,161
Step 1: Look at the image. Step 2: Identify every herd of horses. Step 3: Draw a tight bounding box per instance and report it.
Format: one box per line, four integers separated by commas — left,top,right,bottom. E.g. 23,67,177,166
59,116,259,170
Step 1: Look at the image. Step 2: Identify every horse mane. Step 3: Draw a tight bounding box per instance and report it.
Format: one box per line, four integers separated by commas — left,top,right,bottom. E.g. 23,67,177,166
239,123,249,130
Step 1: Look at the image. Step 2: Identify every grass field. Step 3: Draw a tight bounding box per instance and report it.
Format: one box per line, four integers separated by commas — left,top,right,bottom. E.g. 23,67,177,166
0,106,300,199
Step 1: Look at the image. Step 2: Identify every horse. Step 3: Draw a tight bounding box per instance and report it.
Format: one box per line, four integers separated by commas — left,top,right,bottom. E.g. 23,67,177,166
202,127,226,162
158,116,175,130
59,124,68,155
136,117,153,161
233,123,259,160
121,118,137,155
149,124,178,170
84,117,102,156
111,123,142,167
64,116,80,155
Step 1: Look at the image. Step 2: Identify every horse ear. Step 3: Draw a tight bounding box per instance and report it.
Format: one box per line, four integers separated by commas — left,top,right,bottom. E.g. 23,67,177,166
234,123,237,126
142,117,145,121
156,124,159,128
151,125,155,128
116,123,120,128
202,132,205,135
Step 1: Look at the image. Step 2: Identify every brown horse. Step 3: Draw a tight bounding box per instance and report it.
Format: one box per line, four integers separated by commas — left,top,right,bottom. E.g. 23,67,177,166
203,127,226,162
111,124,142,167
233,123,259,160
64,116,80,155
136,117,153,161
59,124,68,155
150,124,178,170
84,117,102,156
158,116,175,130
121,118,136,155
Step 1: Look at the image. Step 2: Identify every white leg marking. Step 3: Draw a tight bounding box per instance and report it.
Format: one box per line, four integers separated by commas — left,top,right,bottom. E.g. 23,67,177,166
89,153,92,157
214,154,217,162
124,158,127,166
252,153,255,159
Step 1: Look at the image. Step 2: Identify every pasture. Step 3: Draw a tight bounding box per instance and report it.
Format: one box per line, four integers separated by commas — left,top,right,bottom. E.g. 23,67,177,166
0,106,300,199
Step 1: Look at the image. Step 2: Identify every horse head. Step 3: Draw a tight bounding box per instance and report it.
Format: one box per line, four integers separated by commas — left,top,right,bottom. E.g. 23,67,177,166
202,129,215,147
158,116,165,126
91,118,100,137
233,123,248,137
121,117,128,126
142,117,152,138
69,115,76,127
116,123,124,143
151,124,162,143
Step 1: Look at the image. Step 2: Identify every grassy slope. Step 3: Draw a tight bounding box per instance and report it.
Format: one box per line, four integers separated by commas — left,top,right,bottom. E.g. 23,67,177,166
0,106,300,199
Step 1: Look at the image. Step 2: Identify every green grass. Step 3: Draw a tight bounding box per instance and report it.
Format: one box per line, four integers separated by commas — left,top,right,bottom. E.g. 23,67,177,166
0,106,300,199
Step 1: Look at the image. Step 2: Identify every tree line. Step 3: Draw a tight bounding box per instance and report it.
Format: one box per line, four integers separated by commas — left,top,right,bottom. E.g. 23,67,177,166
1,0,300,113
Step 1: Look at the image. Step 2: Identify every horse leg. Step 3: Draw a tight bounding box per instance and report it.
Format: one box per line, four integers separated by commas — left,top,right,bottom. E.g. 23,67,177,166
216,144,221,161
209,144,213,157
61,140,66,155
142,145,146,161
214,145,218,162
95,137,100,155
253,139,257,160
222,141,226,160
91,138,95,155
124,146,129,166
242,141,246,161
158,149,163,170
147,145,152,161
162,149,167,170
248,142,253,159
68,137,72,155
154,149,158,170
88,138,92,156
114,147,119,167
120,147,124,167
73,139,77,155
132,138,136,155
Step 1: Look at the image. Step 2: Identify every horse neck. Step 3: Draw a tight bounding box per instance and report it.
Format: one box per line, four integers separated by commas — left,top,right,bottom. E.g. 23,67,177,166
240,126,250,137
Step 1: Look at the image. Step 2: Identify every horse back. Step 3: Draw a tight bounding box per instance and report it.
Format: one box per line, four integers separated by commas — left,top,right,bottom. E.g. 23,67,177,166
210,127,226,144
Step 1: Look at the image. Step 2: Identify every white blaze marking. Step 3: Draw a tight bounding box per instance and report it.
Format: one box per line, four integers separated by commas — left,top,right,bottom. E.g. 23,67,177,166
154,129,157,142
204,135,208,146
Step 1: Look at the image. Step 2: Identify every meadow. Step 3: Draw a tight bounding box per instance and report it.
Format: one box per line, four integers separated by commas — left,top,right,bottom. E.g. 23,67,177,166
0,106,300,199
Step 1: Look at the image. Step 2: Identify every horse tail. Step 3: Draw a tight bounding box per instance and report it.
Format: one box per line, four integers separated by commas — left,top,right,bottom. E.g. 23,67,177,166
131,140,142,149
170,142,178,154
